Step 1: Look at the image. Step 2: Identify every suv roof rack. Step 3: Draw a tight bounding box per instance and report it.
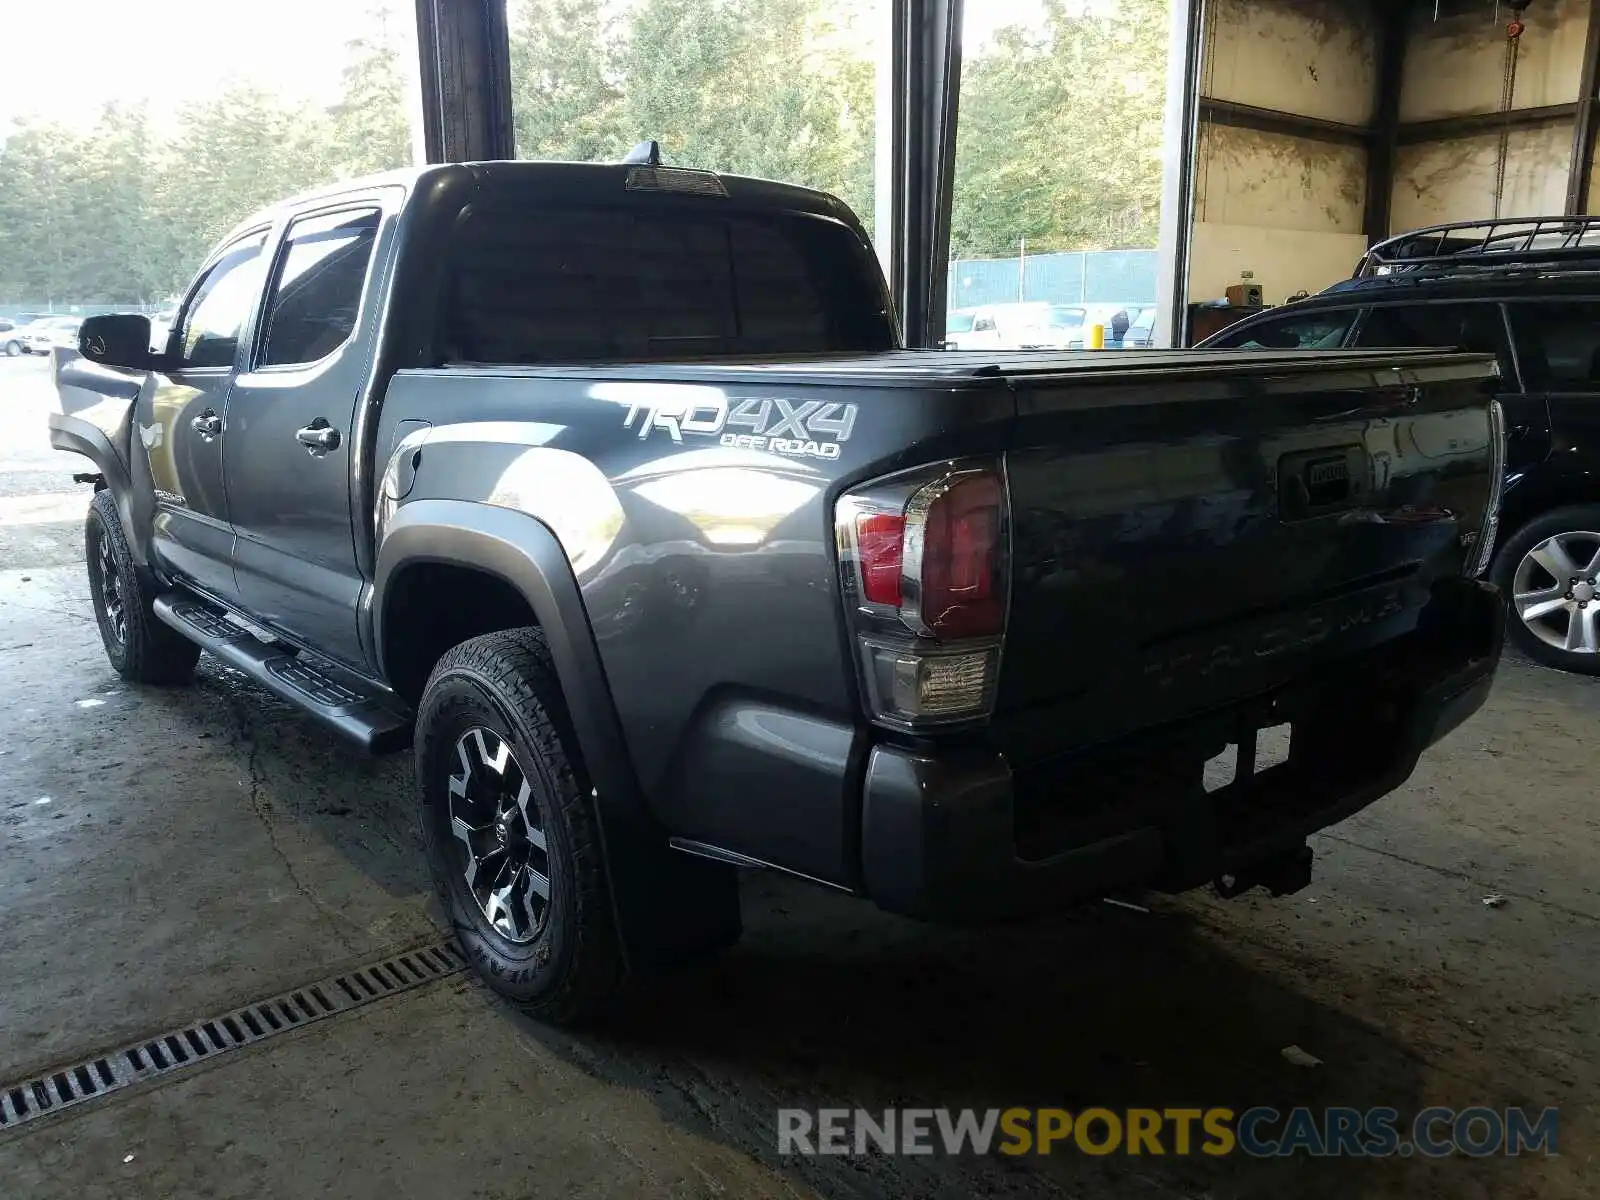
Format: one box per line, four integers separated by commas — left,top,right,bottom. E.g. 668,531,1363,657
1356,216,1600,278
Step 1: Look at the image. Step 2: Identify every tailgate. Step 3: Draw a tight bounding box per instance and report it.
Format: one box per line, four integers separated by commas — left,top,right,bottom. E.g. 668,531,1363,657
994,351,1500,754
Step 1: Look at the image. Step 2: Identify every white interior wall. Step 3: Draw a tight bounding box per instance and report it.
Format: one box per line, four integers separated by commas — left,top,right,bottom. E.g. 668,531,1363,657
1189,223,1369,303
1399,0,1589,121
1193,0,1374,302
1392,121,1578,229
1388,0,1592,227
1203,0,1377,123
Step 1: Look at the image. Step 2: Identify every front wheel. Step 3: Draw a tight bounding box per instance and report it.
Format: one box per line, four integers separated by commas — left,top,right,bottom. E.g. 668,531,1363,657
3,340,22,356
85,490,200,684
1492,505,1600,675
416,628,625,1024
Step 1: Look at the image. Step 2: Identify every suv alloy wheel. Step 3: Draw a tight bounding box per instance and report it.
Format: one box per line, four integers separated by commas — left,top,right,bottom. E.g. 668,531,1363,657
1493,506,1600,674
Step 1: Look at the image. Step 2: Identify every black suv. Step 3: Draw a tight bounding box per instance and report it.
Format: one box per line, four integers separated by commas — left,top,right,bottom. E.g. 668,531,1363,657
1203,216,1600,675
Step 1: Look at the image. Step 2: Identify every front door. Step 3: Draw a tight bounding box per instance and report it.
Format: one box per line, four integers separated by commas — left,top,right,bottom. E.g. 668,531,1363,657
224,206,383,670
140,231,268,598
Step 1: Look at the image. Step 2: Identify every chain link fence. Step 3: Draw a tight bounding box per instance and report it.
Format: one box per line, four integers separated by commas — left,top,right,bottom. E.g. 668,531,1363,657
947,250,1157,311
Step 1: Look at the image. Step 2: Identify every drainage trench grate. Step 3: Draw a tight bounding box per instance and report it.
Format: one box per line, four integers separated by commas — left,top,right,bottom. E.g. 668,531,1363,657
0,941,464,1133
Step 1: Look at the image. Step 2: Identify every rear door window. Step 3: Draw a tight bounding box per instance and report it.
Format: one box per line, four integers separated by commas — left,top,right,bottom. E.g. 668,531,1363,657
437,206,892,363
257,208,380,368
1353,302,1514,381
1208,309,1356,349
1503,301,1600,391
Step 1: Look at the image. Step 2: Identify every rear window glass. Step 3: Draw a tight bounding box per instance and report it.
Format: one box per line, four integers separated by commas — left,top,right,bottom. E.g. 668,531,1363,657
1355,302,1513,378
946,311,975,333
436,206,893,363
1504,301,1600,390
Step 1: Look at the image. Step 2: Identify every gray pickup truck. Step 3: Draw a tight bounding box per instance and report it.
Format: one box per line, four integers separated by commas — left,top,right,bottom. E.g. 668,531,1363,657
51,159,1506,1021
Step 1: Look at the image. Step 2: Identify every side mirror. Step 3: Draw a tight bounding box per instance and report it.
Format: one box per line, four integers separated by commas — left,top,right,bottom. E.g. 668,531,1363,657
79,314,160,370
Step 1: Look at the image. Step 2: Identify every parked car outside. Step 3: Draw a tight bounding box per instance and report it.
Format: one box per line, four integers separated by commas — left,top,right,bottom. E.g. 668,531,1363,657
1063,303,1140,349
20,316,82,355
961,301,1087,350
3,315,43,357
1122,305,1158,347
1200,215,1600,674
943,308,979,349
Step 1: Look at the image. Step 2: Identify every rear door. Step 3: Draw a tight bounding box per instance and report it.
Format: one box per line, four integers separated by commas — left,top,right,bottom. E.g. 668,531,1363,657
224,203,385,669
143,230,269,597
968,308,1000,350
1501,298,1600,474
1350,300,1545,477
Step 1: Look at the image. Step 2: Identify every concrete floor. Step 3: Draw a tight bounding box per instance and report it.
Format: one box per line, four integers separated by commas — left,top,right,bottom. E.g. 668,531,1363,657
0,353,1595,1199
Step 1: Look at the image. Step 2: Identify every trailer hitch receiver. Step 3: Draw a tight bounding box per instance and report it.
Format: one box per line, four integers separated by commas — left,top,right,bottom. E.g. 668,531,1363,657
1215,843,1314,899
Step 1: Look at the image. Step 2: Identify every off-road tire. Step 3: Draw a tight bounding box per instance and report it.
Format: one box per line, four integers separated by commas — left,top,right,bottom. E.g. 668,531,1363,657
416,628,626,1024
85,490,200,684
1491,504,1600,675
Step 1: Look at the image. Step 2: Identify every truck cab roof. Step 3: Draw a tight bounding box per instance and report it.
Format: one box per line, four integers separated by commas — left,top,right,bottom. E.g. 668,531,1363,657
220,160,859,251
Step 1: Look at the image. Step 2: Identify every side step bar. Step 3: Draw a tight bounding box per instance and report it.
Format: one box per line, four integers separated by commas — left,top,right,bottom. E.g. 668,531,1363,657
152,593,413,753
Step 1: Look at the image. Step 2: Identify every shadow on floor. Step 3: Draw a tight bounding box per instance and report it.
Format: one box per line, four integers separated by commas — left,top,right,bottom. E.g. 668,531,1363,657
131,655,1564,1199
498,872,1483,1200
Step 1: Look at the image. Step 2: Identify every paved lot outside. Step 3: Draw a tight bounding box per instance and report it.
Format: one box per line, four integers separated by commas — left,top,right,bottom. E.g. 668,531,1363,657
0,354,1595,1198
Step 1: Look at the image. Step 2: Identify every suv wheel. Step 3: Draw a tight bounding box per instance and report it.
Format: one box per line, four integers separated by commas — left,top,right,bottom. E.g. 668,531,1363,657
3,339,21,357
1492,505,1600,675
85,490,201,684
416,628,625,1023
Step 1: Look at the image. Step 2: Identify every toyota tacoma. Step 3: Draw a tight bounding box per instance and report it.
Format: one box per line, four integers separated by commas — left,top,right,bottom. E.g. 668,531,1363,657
50,158,1506,1021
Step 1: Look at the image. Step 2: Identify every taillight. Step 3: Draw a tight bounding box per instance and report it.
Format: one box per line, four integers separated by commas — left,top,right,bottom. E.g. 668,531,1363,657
855,513,906,606
836,459,1009,731
916,472,1003,638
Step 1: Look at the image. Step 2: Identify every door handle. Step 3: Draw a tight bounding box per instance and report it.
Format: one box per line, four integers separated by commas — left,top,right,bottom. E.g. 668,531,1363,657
190,411,221,440
296,420,341,456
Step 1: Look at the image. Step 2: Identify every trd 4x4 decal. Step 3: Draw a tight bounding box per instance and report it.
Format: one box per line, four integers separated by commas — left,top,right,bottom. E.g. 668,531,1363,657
622,395,858,460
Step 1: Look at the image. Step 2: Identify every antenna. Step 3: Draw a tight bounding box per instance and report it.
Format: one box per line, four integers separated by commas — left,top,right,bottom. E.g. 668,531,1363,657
622,140,662,167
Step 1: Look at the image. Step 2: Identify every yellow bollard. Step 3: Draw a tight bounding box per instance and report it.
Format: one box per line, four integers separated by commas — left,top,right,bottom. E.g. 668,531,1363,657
1086,323,1106,350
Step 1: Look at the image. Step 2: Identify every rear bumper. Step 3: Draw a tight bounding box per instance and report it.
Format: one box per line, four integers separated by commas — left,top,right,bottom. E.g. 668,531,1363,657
859,578,1503,921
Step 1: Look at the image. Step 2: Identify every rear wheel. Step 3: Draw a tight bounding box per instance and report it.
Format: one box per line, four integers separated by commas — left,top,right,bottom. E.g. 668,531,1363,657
416,628,625,1024
85,490,200,684
1492,505,1600,675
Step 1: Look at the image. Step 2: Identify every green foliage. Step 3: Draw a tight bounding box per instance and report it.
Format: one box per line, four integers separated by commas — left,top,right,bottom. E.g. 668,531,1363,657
952,0,1170,258
508,0,877,222
0,7,412,306
0,0,1167,305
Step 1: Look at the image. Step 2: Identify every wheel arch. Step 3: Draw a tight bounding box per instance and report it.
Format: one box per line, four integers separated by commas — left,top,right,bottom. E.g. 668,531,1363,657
373,498,740,973
1497,468,1600,550
374,499,636,813
48,411,145,565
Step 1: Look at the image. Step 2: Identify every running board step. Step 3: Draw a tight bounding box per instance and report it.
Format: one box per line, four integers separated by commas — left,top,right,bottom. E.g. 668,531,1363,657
153,594,413,753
